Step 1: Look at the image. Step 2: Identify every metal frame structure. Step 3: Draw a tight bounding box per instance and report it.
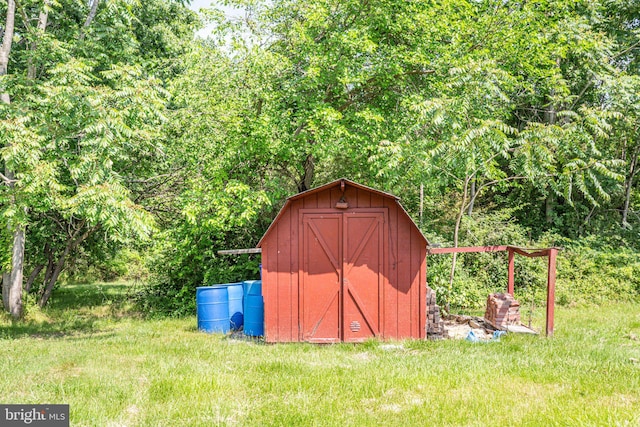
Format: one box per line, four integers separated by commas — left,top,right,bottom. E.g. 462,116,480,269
427,245,560,337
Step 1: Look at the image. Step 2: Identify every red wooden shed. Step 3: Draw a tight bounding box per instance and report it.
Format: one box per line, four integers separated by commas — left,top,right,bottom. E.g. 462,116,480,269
257,178,428,343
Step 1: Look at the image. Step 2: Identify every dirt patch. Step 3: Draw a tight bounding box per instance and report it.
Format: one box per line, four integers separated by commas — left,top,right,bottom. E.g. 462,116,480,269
441,315,498,340
440,314,537,340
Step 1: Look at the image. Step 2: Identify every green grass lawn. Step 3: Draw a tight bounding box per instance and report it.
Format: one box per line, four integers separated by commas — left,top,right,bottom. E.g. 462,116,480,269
1,283,639,426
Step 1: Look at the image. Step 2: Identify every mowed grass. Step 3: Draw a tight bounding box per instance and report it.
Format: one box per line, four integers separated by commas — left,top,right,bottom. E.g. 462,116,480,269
1,283,639,426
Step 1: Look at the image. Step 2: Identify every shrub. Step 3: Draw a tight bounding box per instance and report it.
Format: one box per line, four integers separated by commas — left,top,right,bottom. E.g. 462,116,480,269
555,239,640,306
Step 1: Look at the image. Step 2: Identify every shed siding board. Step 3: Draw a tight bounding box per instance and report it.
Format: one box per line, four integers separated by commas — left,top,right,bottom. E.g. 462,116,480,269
260,179,427,342
304,193,317,208
415,229,426,337
384,197,399,338
381,205,390,339
420,245,426,335
277,220,284,342
397,211,412,338
290,200,300,341
329,187,342,207
411,230,418,337
346,187,357,207
370,193,383,208
410,231,420,337
356,188,371,208
415,240,424,335
276,206,292,341
316,187,331,208
268,218,278,341
291,199,303,341
263,223,278,341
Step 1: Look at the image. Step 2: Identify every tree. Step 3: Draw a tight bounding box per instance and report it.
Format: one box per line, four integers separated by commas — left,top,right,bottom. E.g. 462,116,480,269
1,0,23,318
0,0,198,313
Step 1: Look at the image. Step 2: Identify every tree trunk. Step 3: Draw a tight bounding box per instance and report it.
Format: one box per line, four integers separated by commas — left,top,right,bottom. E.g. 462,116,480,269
2,1,20,317
79,0,100,40
3,175,25,318
545,193,555,225
544,60,560,126
447,175,470,312
419,183,424,227
27,1,50,79
42,247,55,293
39,225,96,307
297,154,315,192
2,273,9,311
39,249,69,308
25,263,45,293
467,178,476,216
0,0,16,104
9,228,25,318
543,103,557,125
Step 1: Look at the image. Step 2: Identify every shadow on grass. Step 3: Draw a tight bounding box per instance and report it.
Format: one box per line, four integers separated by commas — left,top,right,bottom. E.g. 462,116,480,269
187,324,268,344
0,319,117,341
47,282,134,311
0,282,138,340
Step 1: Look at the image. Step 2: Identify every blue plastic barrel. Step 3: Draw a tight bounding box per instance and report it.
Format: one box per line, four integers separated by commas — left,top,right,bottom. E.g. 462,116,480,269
243,280,262,297
227,283,244,330
196,286,229,334
244,295,264,337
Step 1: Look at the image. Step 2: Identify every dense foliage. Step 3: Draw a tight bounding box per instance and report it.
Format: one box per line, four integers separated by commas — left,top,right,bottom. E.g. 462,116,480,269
2,0,639,316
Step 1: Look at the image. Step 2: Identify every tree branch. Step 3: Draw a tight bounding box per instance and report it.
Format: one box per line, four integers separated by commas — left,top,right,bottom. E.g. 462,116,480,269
14,0,31,33
465,175,529,213
293,121,305,138
570,78,594,111
79,0,100,40
25,263,44,293
612,39,640,61
27,0,50,80
0,171,17,184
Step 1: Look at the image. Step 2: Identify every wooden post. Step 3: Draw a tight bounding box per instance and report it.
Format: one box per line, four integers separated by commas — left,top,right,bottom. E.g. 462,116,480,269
507,248,515,296
217,248,262,255
419,183,424,227
546,248,557,337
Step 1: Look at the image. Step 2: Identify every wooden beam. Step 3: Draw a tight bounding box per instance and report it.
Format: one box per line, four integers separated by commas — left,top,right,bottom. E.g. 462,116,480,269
427,245,508,255
546,248,558,337
217,248,262,255
507,248,515,295
507,246,549,258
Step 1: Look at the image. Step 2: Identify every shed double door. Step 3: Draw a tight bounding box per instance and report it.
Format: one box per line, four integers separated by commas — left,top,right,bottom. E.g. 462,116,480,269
300,209,387,343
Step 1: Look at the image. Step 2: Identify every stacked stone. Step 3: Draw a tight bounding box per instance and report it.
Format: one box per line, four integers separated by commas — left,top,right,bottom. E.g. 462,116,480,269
426,288,443,338
484,293,521,330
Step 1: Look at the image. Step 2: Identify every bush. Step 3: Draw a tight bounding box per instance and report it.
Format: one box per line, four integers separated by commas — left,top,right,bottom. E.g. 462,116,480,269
424,210,640,311
427,210,548,311
66,248,150,284
135,247,262,318
136,180,273,316
555,238,640,306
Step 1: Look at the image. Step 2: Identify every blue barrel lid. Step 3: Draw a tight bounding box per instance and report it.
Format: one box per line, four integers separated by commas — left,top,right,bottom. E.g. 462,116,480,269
197,282,243,290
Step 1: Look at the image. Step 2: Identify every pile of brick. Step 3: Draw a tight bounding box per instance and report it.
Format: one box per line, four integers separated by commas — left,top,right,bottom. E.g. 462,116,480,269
484,293,521,330
426,288,443,339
